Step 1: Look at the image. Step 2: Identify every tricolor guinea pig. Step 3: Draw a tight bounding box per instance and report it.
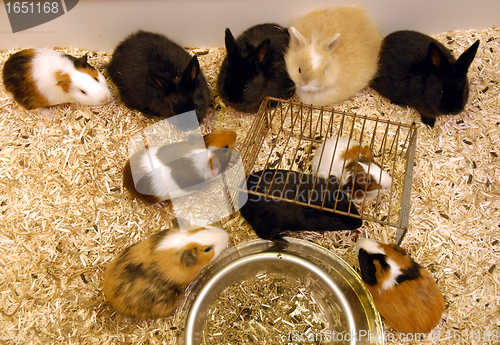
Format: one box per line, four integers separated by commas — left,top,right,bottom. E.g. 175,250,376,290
311,136,392,203
355,238,445,334
123,130,237,204
103,217,229,320
2,48,110,113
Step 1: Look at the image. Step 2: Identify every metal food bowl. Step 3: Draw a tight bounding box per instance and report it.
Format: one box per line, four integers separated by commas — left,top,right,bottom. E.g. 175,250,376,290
175,237,384,345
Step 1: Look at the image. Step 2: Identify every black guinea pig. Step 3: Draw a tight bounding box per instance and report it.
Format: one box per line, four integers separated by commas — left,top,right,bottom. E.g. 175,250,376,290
239,169,362,240
107,30,211,126
370,30,479,127
217,23,295,113
356,238,445,334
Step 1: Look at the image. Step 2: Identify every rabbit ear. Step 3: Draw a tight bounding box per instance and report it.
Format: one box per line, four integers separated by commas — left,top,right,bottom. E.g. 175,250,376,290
427,42,449,69
253,38,271,65
327,33,341,51
289,27,307,47
224,28,239,57
181,55,200,87
455,40,479,72
148,65,176,90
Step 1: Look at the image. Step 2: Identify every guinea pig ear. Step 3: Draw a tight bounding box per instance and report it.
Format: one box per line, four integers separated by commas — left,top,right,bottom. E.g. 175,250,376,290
289,27,306,47
344,164,370,197
455,39,479,73
181,247,198,268
427,42,448,69
327,33,341,51
357,249,380,286
253,38,271,65
224,28,239,58
180,55,200,87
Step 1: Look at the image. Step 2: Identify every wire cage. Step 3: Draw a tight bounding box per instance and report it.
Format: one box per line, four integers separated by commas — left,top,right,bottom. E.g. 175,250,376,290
238,97,418,245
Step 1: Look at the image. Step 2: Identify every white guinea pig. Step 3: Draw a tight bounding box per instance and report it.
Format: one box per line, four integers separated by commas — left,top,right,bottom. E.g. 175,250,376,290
311,136,392,202
356,238,445,334
2,48,111,112
123,130,237,204
103,217,229,320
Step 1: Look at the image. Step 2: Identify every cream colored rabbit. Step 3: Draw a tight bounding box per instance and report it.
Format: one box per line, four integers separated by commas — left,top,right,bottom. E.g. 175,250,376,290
285,6,381,106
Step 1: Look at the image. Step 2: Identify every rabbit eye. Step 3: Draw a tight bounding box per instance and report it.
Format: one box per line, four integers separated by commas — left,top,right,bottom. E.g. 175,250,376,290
194,103,198,110
204,246,214,253
298,67,302,73
80,90,87,95
243,84,249,92
439,89,444,97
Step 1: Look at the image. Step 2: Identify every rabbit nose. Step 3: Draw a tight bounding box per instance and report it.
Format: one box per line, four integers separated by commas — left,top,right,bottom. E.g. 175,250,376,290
303,84,316,92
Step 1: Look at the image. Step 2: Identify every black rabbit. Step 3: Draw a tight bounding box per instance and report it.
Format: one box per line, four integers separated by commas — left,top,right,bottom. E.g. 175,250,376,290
239,169,362,240
370,30,479,127
217,24,295,113
107,30,210,127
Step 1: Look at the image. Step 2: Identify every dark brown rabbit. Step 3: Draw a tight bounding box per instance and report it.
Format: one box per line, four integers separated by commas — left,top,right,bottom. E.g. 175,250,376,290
217,24,295,113
370,30,479,127
107,30,210,128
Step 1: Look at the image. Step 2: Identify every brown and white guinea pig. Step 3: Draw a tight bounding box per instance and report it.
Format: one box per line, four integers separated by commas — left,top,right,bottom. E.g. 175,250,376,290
284,6,381,106
123,130,237,204
312,136,392,203
2,48,111,113
355,238,445,334
103,217,229,320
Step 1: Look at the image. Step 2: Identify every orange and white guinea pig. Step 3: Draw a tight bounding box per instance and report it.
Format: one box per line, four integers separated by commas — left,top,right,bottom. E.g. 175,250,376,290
103,217,229,320
355,238,445,334
2,48,110,113
312,136,392,202
123,130,237,204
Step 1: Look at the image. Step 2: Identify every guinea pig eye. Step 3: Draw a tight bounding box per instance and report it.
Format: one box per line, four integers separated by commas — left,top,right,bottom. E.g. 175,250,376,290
298,67,302,73
439,89,444,97
204,246,214,253
243,84,249,92
94,77,99,82
194,103,198,110
80,90,87,95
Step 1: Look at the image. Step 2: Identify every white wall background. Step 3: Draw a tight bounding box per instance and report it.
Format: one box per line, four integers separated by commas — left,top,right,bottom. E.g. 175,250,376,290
0,0,499,52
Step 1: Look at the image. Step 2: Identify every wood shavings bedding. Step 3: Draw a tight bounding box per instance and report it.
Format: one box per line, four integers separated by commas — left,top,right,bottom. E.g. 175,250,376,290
0,27,499,345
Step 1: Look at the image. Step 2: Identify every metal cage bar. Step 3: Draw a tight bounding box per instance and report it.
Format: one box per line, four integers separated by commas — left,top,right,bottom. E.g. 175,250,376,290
236,97,417,243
